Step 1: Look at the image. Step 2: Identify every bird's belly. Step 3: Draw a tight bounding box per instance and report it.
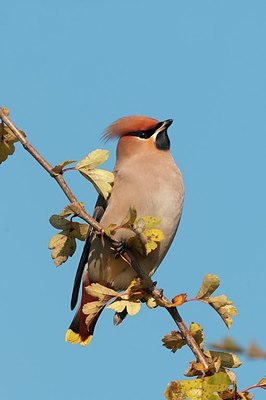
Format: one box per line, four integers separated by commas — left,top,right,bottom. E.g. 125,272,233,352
87,166,184,290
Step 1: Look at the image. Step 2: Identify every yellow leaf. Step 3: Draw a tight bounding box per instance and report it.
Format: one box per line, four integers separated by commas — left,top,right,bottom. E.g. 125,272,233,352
107,299,128,313
48,232,76,267
79,168,114,200
207,295,237,328
76,149,109,169
146,297,157,309
141,216,161,228
145,240,158,255
126,300,141,316
52,160,76,174
82,301,103,315
190,323,204,349
165,372,231,400
85,283,119,300
60,202,85,217
204,350,242,368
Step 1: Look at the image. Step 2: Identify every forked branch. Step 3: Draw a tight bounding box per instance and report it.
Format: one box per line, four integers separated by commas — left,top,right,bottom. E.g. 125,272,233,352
0,108,209,369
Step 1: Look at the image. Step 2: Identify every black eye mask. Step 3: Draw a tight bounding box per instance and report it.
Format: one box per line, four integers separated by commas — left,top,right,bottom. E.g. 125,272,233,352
124,122,163,139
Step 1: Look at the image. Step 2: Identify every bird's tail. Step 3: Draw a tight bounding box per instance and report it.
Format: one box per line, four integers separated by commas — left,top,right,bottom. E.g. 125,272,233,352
65,278,104,346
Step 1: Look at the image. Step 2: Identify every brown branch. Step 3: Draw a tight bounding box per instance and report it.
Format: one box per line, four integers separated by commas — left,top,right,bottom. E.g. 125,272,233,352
0,107,209,369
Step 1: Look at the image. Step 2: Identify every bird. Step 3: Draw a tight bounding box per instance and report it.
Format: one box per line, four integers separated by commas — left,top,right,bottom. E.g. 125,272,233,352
65,116,184,346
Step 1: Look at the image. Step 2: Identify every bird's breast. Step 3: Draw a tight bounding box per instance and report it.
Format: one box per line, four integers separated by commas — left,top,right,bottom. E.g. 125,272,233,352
87,154,184,290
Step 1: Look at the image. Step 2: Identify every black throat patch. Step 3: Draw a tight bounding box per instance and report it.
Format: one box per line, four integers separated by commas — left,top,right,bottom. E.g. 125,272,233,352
155,131,170,150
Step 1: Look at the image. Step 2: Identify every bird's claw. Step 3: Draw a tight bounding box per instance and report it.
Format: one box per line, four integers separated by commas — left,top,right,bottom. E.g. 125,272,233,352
112,240,127,258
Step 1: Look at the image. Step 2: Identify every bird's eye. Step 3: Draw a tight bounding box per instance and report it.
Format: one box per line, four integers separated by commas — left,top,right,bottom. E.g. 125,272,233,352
138,131,146,139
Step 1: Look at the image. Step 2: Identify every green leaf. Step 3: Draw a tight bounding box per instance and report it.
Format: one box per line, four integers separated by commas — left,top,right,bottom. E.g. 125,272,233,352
76,149,109,169
196,274,220,299
204,350,242,368
49,215,70,230
165,372,231,400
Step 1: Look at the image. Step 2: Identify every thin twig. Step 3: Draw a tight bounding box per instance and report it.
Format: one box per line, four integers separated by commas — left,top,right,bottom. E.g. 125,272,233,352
0,108,209,369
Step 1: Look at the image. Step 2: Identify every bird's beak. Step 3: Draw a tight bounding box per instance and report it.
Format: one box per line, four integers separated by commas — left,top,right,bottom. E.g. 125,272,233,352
162,119,173,129
155,119,173,135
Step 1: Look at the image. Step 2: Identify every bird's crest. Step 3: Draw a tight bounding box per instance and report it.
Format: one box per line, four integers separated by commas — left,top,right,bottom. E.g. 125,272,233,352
103,116,159,141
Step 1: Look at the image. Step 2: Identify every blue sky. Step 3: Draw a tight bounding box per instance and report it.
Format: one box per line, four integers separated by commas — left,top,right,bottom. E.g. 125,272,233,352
1,1,265,399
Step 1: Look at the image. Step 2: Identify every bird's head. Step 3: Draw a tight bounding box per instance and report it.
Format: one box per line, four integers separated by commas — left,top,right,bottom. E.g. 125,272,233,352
103,116,173,161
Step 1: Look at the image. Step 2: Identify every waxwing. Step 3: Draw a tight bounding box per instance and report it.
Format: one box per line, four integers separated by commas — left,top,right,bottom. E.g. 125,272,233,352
66,116,184,345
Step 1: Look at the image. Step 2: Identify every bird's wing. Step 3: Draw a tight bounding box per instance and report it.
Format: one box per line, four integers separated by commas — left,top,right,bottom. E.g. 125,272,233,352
70,195,107,310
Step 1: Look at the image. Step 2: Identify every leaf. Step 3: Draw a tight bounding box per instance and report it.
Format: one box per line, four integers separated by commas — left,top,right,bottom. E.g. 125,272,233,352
48,233,76,267
49,213,91,266
146,297,157,309
190,323,204,349
247,341,266,359
82,300,103,316
108,299,128,313
162,323,204,354
108,299,141,316
209,337,243,353
49,214,70,230
75,149,109,169
70,221,90,240
197,274,220,299
52,159,76,174
257,377,266,389
207,295,237,328
164,372,231,400
162,330,186,353
141,216,162,228
1,108,10,116
120,206,137,228
85,283,119,300
126,300,141,316
172,293,187,307
0,124,17,164
60,202,84,217
105,224,117,237
238,393,254,400
185,361,205,377
204,350,242,368
79,168,114,200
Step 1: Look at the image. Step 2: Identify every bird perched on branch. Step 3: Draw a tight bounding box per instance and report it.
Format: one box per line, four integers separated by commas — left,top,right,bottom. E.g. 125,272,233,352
66,116,184,345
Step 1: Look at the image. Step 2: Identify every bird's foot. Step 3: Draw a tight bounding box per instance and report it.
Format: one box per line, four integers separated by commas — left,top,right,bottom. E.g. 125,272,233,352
111,240,127,258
